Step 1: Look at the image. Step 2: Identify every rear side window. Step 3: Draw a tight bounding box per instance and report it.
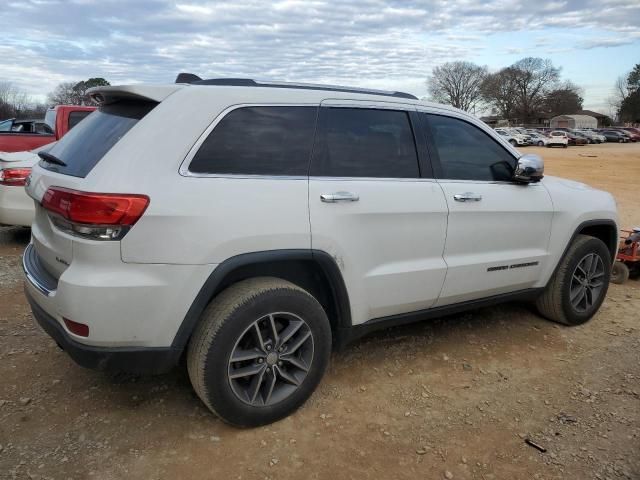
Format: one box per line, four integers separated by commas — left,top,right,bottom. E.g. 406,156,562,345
424,114,515,182
41,101,156,178
189,106,318,176
311,108,419,178
68,111,92,130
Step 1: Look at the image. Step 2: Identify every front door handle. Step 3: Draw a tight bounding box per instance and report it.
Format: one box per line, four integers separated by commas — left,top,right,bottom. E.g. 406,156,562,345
320,192,359,203
453,192,482,202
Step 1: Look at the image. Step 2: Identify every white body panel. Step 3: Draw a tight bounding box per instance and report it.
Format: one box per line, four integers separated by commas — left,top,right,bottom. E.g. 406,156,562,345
435,181,553,305
309,178,448,325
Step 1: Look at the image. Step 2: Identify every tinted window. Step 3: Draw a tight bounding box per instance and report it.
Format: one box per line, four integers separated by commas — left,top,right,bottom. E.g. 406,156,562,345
41,101,156,178
68,111,92,130
425,114,515,181
189,106,317,176
311,108,419,178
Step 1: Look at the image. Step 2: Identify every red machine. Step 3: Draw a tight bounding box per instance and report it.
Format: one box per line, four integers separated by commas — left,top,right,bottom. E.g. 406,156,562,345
611,228,640,284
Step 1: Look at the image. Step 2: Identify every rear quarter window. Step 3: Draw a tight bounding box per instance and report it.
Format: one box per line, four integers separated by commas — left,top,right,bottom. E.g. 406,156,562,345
40,101,156,178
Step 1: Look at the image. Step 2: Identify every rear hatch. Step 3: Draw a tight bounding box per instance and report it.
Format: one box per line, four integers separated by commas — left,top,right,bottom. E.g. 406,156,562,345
25,87,176,283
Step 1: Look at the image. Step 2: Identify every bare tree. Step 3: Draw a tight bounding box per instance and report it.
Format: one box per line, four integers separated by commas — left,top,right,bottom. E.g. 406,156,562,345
480,67,520,119
609,75,629,116
427,61,488,112
47,82,79,106
511,57,560,122
480,58,561,122
0,81,37,119
47,78,110,106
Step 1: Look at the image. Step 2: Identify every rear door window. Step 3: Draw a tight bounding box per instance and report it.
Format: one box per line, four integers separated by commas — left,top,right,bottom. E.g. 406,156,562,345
311,107,420,178
189,106,318,176
40,101,156,178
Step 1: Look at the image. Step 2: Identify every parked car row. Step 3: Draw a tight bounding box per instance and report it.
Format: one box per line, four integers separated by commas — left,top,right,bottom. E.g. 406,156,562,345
493,125,640,147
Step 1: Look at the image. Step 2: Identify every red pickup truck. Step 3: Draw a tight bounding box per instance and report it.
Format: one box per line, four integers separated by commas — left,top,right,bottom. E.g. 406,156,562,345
0,105,95,153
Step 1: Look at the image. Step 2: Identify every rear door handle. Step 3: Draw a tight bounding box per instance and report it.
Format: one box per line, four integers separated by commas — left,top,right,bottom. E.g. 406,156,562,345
453,192,482,202
320,192,359,203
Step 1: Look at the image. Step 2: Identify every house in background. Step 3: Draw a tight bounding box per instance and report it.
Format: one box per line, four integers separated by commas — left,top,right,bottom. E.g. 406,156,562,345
550,114,597,129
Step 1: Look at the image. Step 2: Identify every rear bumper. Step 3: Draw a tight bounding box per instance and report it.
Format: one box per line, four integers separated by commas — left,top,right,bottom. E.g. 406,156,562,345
25,285,181,374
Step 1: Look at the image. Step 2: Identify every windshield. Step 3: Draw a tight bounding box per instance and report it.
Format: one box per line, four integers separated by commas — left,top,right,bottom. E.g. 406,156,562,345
0,119,14,132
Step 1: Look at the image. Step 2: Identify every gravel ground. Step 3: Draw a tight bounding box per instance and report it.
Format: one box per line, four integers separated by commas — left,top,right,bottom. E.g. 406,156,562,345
0,143,638,480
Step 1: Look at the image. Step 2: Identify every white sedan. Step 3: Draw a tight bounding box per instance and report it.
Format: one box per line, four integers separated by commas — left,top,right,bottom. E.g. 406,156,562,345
548,131,569,148
0,144,52,227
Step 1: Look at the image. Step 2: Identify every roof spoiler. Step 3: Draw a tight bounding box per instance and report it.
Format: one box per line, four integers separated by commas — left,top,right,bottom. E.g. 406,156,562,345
175,73,202,84
87,85,183,105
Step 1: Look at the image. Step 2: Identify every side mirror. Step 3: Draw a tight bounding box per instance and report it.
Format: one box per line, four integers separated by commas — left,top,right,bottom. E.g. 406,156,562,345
513,154,544,183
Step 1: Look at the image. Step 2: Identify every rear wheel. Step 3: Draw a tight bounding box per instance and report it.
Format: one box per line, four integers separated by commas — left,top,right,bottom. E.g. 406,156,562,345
611,262,630,285
187,277,332,427
536,235,611,325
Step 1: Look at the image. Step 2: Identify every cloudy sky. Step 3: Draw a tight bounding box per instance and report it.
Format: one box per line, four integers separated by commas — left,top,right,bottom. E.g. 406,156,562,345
1,0,639,113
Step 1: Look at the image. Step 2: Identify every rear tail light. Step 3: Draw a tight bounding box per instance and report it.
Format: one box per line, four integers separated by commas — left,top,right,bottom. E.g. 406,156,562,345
42,187,149,241
0,168,31,186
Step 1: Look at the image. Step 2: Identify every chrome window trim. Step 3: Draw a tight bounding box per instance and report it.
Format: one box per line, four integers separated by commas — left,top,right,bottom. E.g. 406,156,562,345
180,101,424,180
309,176,437,183
434,179,540,185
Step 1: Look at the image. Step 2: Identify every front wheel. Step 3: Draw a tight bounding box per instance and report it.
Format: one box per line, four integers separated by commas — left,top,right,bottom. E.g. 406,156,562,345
537,141,544,146
187,277,332,427
509,139,517,146
536,235,611,325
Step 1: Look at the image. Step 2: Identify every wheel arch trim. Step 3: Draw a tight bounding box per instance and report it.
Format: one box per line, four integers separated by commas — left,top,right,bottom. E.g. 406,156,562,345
171,249,352,352
550,219,618,282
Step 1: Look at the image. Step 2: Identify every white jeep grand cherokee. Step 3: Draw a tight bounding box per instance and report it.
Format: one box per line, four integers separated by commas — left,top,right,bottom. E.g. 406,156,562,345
22,75,618,427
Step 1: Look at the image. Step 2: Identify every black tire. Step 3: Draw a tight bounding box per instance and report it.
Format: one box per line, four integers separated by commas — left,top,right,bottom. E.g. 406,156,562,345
611,262,629,285
619,138,624,143
537,141,544,146
563,144,568,148
187,277,331,427
536,235,611,326
509,139,517,146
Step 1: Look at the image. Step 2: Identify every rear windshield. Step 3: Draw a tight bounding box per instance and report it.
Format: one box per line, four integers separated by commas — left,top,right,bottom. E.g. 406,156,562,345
40,101,156,178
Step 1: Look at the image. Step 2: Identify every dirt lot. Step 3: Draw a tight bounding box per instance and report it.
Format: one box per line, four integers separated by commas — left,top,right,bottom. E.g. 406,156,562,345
1,143,639,480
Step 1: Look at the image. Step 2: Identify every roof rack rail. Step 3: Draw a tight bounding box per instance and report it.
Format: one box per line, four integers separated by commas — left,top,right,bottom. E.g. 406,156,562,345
174,73,418,100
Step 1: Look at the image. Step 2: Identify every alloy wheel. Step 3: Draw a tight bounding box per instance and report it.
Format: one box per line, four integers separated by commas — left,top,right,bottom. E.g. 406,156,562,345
227,312,314,406
570,253,605,313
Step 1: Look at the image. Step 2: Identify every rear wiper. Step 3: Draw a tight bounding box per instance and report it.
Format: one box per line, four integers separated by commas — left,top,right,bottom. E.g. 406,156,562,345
38,151,67,167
